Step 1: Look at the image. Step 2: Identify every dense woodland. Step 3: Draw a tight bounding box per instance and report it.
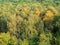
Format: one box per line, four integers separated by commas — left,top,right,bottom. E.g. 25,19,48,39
0,0,60,45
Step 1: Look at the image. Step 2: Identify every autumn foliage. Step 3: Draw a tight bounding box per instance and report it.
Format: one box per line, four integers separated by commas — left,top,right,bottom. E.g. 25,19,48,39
0,0,60,45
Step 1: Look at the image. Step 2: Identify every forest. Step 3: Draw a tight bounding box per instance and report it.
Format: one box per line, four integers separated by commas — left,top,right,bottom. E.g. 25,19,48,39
0,0,60,45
